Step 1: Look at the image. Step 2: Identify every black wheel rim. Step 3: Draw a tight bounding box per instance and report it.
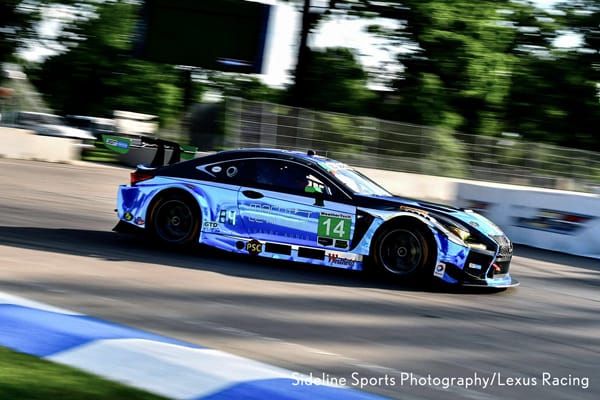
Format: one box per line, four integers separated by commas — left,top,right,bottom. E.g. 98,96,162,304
154,199,194,243
378,229,424,275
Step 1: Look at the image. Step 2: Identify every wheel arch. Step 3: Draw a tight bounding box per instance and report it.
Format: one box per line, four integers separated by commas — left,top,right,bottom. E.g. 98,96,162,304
373,215,437,244
145,186,204,247
146,186,202,223
369,214,439,279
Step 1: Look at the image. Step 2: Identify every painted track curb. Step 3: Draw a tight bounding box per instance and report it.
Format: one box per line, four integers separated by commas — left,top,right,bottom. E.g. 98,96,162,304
0,292,390,400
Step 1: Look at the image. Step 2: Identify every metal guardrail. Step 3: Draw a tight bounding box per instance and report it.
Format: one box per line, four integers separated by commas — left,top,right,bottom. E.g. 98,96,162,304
224,97,600,193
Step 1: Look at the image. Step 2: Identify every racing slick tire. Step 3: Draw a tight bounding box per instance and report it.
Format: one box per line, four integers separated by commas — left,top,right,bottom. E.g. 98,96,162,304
372,222,436,282
148,191,201,247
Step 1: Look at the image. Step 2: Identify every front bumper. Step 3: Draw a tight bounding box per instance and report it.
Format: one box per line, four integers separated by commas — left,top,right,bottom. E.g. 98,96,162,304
462,276,520,288
438,233,519,288
466,231,518,286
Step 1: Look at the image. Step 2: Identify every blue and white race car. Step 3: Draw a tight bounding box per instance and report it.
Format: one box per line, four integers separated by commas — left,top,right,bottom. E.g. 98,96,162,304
114,148,518,288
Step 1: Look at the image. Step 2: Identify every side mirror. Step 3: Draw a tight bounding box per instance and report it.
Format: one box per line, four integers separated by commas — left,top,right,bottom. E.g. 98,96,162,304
304,180,330,206
313,190,325,206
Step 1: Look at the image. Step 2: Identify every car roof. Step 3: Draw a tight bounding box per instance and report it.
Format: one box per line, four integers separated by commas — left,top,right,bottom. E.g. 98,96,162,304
204,148,334,166
156,148,341,178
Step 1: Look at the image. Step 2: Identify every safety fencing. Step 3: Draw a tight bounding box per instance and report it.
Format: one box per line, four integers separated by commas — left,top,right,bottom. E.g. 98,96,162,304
224,97,600,194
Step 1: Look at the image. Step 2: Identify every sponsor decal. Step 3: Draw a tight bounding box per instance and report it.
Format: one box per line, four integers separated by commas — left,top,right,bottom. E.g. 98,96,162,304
469,263,482,271
134,217,145,225
211,166,222,173
102,135,131,154
514,209,594,235
334,239,349,249
464,200,491,213
246,239,262,255
226,166,238,178
203,221,220,232
124,212,133,221
327,253,356,267
400,206,429,216
434,262,446,278
218,210,237,225
247,203,312,224
105,138,128,149
180,144,197,160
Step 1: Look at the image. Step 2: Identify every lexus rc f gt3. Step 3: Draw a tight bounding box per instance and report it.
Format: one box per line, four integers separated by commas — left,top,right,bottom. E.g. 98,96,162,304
114,148,518,287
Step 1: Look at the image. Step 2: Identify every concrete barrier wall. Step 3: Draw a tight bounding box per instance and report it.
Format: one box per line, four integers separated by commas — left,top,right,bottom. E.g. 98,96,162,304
357,167,458,203
1,127,79,163
455,182,600,259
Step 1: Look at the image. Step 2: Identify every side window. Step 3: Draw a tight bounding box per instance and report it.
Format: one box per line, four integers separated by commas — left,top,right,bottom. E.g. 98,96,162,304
276,162,313,194
253,160,335,197
204,158,343,198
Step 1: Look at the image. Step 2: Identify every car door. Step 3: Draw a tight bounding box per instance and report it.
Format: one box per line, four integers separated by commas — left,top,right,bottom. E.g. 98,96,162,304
235,158,357,250
194,161,245,239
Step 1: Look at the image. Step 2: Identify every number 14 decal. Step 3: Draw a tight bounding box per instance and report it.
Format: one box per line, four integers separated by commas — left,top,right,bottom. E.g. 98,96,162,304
318,213,352,240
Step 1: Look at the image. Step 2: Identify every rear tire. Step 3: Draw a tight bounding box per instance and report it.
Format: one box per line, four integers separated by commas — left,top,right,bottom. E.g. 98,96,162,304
149,193,201,247
373,223,435,281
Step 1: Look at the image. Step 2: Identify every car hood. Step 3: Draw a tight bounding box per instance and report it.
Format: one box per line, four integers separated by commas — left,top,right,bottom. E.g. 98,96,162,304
354,194,505,237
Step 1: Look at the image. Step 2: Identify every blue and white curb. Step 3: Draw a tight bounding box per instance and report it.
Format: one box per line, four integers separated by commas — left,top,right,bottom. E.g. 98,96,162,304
0,292,389,400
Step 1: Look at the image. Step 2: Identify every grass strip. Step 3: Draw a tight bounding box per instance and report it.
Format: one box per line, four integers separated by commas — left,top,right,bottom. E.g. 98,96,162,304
81,143,120,164
0,346,169,400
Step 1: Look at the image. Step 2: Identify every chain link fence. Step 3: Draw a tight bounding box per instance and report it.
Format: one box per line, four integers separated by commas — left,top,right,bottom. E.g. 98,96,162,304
223,97,600,193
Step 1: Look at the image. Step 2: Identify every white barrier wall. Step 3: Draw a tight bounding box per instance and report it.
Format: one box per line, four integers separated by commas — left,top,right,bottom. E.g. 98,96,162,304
356,167,458,203
1,127,79,163
359,167,600,259
455,182,600,259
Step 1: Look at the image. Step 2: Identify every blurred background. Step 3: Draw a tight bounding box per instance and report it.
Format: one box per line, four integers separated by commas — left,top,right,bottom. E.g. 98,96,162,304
0,0,599,190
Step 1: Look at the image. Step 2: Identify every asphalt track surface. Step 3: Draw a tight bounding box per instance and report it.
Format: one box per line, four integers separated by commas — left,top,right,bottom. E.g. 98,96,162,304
0,158,598,400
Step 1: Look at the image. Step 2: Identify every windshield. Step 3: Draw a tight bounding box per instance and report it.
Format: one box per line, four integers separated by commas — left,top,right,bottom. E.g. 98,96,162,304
318,160,391,196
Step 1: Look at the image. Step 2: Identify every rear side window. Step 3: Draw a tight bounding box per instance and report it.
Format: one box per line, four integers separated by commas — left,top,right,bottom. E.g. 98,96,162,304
207,158,342,198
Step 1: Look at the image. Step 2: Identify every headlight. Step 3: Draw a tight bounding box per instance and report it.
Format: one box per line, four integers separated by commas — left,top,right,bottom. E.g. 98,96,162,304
448,226,470,242
448,226,489,251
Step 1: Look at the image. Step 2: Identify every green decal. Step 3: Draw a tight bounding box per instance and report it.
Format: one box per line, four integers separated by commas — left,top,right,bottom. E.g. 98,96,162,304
318,213,351,240
181,144,198,160
102,135,131,154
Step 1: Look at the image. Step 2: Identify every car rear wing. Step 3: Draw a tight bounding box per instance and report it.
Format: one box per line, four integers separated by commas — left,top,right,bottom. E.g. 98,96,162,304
101,135,197,167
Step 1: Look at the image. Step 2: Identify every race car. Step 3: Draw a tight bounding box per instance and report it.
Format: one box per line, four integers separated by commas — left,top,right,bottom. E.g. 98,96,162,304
114,148,518,288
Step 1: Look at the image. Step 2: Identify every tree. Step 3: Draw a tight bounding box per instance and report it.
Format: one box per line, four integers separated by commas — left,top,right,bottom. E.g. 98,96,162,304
389,1,528,136
504,0,600,150
209,73,284,103
292,0,598,150
26,1,186,126
0,0,41,64
288,47,375,114
283,0,410,107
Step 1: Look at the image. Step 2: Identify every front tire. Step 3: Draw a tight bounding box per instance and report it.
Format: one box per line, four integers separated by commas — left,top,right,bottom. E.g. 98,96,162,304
373,223,435,281
149,193,201,247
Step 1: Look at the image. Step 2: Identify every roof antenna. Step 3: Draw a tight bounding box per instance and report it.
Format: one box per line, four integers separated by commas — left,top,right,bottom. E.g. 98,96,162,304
307,149,316,156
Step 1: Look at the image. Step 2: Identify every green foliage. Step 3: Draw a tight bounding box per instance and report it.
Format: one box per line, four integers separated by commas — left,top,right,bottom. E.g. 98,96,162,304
24,1,186,126
211,73,284,102
506,52,600,150
393,0,518,137
286,47,376,115
0,0,40,64
0,346,167,400
4,0,599,155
